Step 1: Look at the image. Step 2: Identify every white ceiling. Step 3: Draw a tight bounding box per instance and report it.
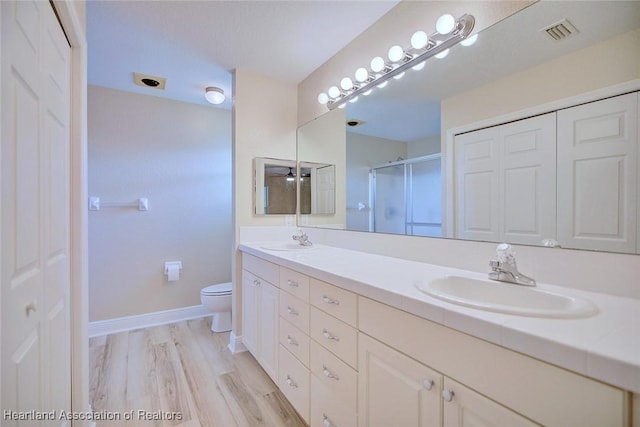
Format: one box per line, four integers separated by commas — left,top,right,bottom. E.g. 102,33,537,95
87,0,400,109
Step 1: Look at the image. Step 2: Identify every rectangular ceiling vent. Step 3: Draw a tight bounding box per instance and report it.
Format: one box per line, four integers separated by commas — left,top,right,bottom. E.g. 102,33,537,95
540,18,579,42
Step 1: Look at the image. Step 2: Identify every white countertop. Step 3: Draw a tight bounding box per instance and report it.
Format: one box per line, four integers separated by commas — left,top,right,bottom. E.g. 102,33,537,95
239,242,640,394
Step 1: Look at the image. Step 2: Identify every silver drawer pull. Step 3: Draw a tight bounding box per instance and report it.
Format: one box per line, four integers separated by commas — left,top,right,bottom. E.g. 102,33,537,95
423,379,434,391
322,365,340,380
286,335,299,346
442,389,455,402
322,414,335,427
287,279,299,288
287,306,299,316
322,329,340,342
322,295,340,305
285,375,298,388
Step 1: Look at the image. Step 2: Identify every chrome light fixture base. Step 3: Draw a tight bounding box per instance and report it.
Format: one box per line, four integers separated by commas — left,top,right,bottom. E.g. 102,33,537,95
323,13,475,110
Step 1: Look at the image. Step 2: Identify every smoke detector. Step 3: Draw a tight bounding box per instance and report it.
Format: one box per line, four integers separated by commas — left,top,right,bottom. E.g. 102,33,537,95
133,72,167,90
540,18,579,42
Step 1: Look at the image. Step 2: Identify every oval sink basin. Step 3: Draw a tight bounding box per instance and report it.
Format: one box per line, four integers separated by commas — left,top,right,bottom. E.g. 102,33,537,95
260,242,315,251
416,275,598,318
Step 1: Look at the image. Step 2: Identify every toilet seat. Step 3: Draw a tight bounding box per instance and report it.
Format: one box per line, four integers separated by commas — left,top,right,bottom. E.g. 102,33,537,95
201,282,232,296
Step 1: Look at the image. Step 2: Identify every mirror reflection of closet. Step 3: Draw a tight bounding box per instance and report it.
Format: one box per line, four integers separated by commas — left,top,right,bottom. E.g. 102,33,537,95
253,157,297,215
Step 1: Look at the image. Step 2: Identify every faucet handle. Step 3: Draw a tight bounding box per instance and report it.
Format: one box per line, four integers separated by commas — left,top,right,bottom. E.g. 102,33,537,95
489,259,500,269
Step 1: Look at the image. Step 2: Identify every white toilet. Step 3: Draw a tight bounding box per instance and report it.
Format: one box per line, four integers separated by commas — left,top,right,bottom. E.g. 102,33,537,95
200,282,232,332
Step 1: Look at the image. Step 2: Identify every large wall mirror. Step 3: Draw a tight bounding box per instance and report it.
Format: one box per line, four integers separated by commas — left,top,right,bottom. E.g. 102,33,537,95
297,1,640,254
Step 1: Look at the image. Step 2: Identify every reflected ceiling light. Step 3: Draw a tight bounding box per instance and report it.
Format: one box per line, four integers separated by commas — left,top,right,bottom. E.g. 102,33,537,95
460,33,478,46
286,168,295,182
363,89,373,96
318,13,475,110
393,71,405,80
205,87,225,104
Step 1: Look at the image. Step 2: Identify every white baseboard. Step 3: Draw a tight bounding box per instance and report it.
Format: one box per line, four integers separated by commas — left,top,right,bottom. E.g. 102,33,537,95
88,304,211,337
228,332,247,354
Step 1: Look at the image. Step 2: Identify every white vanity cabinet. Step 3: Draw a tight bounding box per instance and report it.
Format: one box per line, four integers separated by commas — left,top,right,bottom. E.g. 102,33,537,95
308,278,359,427
359,296,627,427
277,266,311,423
241,254,279,382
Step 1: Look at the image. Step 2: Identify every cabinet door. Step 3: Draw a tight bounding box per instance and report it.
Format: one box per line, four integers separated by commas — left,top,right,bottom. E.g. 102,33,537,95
443,378,538,427
259,281,279,382
358,333,442,427
557,92,638,253
242,270,259,357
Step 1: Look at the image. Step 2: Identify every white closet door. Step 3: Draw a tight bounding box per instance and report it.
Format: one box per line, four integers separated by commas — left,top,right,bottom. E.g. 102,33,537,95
1,0,71,424
501,113,556,246
455,113,556,245
455,127,501,242
557,92,638,253
313,164,335,214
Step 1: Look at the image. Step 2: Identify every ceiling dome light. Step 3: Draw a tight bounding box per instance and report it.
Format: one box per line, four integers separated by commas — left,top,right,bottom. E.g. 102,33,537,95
328,86,340,99
355,67,370,83
412,61,426,71
435,48,450,59
410,30,429,50
205,87,225,104
340,77,354,90
460,33,478,47
436,14,456,35
370,56,386,73
317,92,329,105
388,45,404,63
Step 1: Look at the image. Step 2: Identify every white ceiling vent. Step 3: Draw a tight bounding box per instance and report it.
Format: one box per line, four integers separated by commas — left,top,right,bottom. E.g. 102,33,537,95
540,18,579,42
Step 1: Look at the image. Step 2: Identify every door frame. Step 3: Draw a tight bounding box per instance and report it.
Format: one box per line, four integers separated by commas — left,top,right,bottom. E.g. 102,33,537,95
0,1,89,421
53,1,90,420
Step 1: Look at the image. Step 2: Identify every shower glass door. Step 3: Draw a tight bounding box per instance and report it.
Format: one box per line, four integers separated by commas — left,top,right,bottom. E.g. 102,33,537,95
372,154,442,236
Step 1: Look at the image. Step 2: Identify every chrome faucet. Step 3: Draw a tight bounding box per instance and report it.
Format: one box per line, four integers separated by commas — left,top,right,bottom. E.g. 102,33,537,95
488,243,536,287
292,229,313,246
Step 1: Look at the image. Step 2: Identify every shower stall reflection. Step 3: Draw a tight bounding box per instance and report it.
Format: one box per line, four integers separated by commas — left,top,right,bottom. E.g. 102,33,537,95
371,154,442,237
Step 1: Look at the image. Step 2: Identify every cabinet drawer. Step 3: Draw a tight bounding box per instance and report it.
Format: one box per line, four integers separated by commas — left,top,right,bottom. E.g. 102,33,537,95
280,291,310,332
310,307,357,369
280,317,310,367
243,253,278,284
310,376,357,427
280,267,310,301
310,340,357,409
279,345,310,423
310,278,357,326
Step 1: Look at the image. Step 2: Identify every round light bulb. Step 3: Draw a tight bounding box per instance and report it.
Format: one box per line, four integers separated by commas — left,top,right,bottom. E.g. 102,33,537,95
435,48,450,59
388,45,404,63
370,56,386,73
328,86,340,99
355,67,369,83
340,77,353,90
317,92,329,105
205,87,225,104
393,72,405,80
412,61,426,71
411,30,429,49
436,14,456,35
460,33,478,47
377,81,388,89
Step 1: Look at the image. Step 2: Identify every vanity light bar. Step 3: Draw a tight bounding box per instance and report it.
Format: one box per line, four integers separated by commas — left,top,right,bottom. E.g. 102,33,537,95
319,13,476,110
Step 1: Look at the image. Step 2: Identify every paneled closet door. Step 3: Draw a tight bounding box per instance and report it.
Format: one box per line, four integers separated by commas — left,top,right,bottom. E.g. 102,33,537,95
454,113,556,245
557,92,638,253
1,0,72,424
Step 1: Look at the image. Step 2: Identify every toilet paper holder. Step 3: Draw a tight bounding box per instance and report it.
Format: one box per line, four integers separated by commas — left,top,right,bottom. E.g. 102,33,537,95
164,261,183,281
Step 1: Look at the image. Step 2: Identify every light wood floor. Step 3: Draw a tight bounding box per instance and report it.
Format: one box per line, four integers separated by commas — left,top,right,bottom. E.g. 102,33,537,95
89,318,307,427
